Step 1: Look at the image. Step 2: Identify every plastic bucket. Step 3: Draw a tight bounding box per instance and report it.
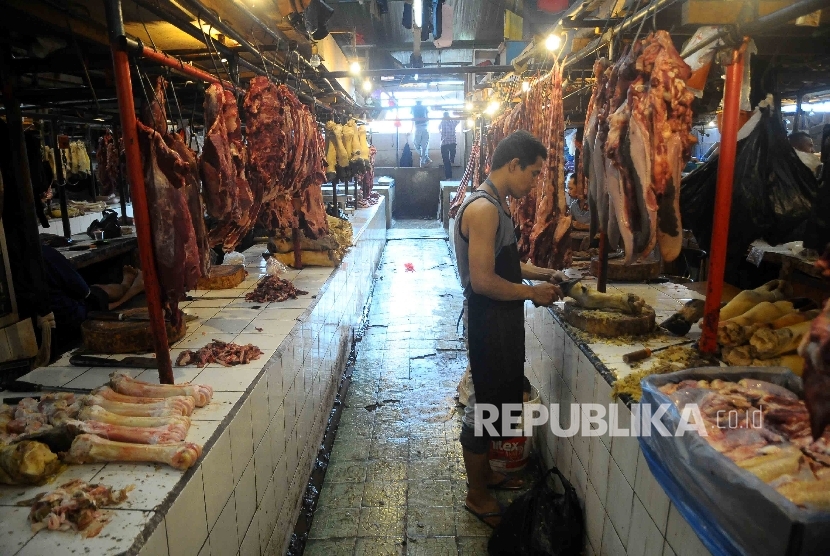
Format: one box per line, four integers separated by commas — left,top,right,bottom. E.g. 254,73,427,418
488,385,540,473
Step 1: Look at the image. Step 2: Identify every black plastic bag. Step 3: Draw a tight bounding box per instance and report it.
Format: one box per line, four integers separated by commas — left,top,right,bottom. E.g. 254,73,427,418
488,467,583,556
803,124,830,251
680,107,817,279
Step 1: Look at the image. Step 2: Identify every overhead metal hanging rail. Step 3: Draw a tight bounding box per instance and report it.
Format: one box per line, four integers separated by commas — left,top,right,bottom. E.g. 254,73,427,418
323,65,516,78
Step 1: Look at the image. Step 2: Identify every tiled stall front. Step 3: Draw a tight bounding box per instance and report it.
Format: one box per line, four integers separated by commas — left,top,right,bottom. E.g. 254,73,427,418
2,202,385,556
524,282,713,556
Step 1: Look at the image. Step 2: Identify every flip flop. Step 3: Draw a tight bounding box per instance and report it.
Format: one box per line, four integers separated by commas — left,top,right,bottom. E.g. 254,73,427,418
487,475,525,491
464,502,505,529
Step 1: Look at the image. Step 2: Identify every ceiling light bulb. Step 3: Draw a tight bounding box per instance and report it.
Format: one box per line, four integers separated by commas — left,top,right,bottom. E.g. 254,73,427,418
414,74,419,81
350,61,361,75
466,118,474,128
545,33,561,51
465,101,472,110
309,53,322,68
362,79,373,92
707,120,716,127
521,81,530,92
220,58,228,63
485,100,500,115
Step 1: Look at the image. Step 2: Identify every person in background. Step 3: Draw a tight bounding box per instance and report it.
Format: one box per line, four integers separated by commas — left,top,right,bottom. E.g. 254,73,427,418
566,173,590,231
439,112,458,180
453,130,564,528
411,100,431,167
41,245,145,357
789,131,821,177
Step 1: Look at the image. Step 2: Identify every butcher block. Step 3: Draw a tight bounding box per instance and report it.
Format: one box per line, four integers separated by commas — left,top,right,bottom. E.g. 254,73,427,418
563,301,656,337
82,308,187,353
195,265,247,290
590,256,661,282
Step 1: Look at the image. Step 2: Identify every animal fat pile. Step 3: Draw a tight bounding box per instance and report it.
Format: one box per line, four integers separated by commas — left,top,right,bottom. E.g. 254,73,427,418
715,280,816,377
137,77,208,326
20,479,134,538
448,135,481,219
0,373,210,472
661,378,830,510
245,276,308,303
176,340,264,367
584,31,695,264
486,62,571,268
246,77,329,240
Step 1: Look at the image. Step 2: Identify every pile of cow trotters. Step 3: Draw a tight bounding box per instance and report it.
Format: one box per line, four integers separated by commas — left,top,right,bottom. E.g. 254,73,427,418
136,76,329,324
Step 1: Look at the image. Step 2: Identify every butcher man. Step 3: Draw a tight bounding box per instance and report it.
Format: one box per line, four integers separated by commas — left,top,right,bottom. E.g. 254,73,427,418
453,130,563,528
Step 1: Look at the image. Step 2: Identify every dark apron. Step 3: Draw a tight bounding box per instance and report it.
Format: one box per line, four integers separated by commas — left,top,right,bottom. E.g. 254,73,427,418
466,192,525,440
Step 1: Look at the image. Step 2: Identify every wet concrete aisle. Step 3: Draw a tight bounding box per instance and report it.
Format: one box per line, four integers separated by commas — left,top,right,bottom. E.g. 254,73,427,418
305,235,504,555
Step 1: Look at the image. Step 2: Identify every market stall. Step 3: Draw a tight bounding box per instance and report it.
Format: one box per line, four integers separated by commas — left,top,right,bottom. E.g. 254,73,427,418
0,0,386,552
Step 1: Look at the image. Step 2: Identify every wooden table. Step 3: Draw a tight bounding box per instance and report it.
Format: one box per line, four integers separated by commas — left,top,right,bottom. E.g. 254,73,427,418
56,234,138,269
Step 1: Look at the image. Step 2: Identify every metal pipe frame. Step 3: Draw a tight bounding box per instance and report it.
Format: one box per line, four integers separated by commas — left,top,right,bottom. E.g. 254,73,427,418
699,41,748,354
324,65,516,78
104,0,174,384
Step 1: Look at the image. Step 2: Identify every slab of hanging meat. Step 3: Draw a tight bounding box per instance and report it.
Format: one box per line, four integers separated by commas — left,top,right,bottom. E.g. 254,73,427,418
96,132,119,196
243,77,281,231
200,84,254,251
583,58,611,241
448,138,480,219
137,77,202,322
136,120,200,324
528,62,571,269
164,133,209,276
648,31,695,262
252,83,328,239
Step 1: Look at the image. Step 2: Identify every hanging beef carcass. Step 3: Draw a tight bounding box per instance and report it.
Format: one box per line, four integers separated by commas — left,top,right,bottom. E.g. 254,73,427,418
200,84,256,251
528,61,572,269
96,131,120,197
600,31,695,264
136,78,202,324
145,77,209,276
250,82,328,239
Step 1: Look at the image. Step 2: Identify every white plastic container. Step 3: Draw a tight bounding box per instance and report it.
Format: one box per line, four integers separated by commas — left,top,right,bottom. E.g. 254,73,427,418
488,385,540,473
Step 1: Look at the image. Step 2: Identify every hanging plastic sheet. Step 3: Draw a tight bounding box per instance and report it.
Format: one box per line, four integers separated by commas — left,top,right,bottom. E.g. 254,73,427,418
680,104,818,280
640,367,830,556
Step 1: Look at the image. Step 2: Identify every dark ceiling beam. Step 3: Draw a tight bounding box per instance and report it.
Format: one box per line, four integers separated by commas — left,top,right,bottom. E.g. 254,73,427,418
15,87,116,103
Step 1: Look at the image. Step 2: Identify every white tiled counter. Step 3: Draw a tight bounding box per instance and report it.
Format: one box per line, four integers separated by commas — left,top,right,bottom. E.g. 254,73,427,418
4,199,386,556
524,277,714,556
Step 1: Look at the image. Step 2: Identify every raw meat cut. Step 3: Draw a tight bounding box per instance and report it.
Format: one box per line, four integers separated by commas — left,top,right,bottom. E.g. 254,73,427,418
176,339,264,367
245,275,308,303
20,478,133,537
448,137,480,219
96,131,119,197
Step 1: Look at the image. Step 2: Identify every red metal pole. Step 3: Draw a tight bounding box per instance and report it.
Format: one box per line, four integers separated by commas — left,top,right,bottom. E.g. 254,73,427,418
105,0,173,383
699,41,748,354
139,46,237,91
